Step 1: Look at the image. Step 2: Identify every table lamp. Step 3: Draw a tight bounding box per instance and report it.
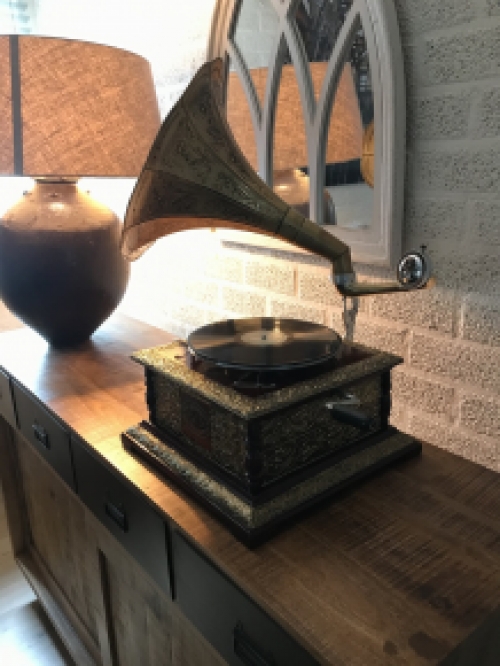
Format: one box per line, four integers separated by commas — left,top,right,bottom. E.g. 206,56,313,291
0,35,160,347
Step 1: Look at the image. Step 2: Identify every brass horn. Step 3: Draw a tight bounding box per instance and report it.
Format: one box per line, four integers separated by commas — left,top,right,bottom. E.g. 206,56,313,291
121,59,431,297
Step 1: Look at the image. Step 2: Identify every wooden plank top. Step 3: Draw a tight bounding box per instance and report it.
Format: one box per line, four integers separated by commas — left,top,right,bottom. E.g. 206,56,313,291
1,313,499,666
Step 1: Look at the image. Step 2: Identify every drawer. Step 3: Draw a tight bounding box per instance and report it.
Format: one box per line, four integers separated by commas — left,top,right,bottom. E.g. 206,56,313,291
12,381,75,490
173,531,319,666
0,369,17,427
72,437,171,597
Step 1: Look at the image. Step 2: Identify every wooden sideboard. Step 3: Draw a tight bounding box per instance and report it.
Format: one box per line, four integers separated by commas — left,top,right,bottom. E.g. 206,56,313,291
0,314,499,666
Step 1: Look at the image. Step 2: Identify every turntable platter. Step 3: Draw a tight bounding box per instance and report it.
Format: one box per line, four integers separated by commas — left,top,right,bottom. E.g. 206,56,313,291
187,318,342,370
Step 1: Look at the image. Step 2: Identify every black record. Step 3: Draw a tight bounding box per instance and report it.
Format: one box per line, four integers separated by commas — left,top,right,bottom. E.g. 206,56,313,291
187,318,342,370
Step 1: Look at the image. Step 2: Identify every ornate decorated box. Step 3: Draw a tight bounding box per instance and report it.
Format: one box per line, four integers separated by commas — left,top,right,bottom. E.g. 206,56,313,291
122,340,420,545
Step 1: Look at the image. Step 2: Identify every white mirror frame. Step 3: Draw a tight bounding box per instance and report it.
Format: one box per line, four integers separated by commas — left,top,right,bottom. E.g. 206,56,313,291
208,0,406,268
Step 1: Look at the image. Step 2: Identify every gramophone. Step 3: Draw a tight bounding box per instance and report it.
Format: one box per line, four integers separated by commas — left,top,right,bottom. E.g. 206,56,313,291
121,59,431,545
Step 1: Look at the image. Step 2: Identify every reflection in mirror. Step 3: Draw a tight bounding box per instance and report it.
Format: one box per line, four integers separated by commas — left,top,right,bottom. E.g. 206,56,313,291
226,56,259,172
232,0,279,105
294,0,354,99
321,13,375,230
273,43,322,221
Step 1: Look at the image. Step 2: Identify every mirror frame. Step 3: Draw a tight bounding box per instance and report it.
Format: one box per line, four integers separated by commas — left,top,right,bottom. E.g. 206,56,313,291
207,0,406,268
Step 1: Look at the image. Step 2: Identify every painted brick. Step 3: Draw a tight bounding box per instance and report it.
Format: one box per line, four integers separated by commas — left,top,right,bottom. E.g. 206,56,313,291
351,316,409,357
298,270,344,308
270,298,326,325
160,318,191,341
403,197,466,248
413,148,500,194
205,253,244,282
469,200,500,247
124,306,169,334
394,0,477,37
371,287,455,334
407,92,472,141
204,309,233,325
405,412,451,450
487,0,500,16
245,259,295,296
410,333,500,393
455,253,500,295
392,367,455,418
388,400,407,432
460,394,500,437
462,295,500,346
407,413,500,472
476,86,500,137
422,26,500,85
424,250,500,294
175,278,219,307
169,301,206,330
221,286,267,317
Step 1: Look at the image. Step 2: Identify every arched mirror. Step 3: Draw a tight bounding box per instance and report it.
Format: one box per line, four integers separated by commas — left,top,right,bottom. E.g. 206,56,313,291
208,0,405,267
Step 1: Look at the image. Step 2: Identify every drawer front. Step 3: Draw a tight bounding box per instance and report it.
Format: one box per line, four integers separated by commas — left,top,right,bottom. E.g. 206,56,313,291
0,369,17,427
13,381,75,490
173,532,318,666
72,437,171,598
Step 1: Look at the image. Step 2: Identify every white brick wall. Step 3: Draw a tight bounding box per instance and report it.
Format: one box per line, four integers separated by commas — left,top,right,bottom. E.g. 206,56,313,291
121,0,500,471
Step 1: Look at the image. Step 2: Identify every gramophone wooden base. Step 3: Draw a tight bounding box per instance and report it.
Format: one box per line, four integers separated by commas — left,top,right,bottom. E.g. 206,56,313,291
122,423,421,546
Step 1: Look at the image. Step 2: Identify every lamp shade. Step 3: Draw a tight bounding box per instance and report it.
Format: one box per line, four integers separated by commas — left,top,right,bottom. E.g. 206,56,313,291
0,35,160,177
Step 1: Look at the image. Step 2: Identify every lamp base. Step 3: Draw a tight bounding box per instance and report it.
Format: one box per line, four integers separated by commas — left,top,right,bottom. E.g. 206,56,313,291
0,180,129,348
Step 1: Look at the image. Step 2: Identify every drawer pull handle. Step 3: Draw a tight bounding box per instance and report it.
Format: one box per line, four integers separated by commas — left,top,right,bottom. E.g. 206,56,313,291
234,623,275,666
105,500,128,533
32,422,50,449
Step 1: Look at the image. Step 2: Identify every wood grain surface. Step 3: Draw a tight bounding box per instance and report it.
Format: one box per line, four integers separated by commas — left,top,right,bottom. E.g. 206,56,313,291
0,314,499,666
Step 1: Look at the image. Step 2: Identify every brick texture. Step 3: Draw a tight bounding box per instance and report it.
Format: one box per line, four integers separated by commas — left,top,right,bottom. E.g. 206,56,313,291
394,0,477,36
413,147,500,194
392,368,455,419
468,201,500,247
421,26,500,85
371,288,455,335
460,395,500,438
270,298,326,325
221,286,266,317
407,413,500,472
245,259,296,296
407,92,472,141
351,315,409,357
410,333,500,393
476,86,500,137
462,295,500,346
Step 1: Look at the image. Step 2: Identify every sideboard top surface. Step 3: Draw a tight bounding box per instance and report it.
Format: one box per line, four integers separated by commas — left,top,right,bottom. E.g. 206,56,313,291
1,314,500,666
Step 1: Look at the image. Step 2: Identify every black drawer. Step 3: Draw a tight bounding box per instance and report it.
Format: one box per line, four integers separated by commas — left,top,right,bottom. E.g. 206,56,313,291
173,532,319,666
0,369,17,427
72,437,171,597
12,381,75,490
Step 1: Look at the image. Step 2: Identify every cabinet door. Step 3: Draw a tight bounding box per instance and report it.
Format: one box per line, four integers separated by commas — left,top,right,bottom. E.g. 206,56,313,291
94,519,173,666
16,431,102,655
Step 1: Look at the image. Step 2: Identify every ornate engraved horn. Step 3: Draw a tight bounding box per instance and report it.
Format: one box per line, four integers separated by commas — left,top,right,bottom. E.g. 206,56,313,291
121,59,430,296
